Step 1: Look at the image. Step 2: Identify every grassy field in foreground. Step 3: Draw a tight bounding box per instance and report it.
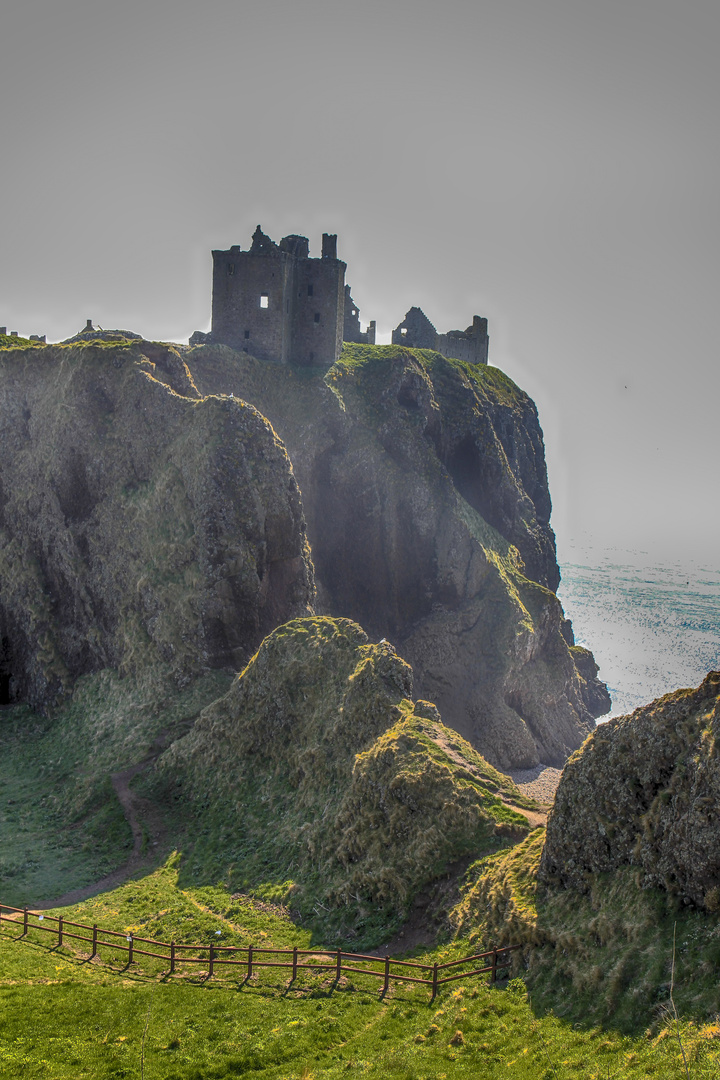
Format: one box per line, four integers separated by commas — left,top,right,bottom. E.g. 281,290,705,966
0,860,717,1079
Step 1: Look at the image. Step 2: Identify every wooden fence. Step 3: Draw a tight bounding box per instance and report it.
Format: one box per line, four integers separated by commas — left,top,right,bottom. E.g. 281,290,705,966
0,902,520,999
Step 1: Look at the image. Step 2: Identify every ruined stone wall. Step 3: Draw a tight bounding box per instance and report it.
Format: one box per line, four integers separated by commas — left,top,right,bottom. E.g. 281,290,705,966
391,307,438,348
211,248,294,361
291,257,346,366
343,286,376,345
438,316,489,365
344,286,363,343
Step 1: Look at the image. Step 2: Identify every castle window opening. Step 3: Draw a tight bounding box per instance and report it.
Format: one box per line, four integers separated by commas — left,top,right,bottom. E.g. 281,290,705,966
314,313,321,323
244,330,250,339
227,262,235,276
260,294,269,309
401,327,408,336
307,284,314,297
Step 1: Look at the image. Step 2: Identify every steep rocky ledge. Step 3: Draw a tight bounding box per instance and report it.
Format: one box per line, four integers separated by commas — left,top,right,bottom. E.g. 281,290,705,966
540,672,720,909
0,341,313,709
187,343,609,768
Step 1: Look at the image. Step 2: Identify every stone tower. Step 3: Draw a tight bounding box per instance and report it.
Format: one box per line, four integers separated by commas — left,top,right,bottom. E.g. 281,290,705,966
208,226,346,366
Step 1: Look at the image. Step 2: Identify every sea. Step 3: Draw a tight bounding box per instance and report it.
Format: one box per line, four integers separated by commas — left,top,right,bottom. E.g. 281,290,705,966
557,544,720,720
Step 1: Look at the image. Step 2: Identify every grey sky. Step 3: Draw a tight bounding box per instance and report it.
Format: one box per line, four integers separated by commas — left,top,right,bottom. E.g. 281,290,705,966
2,0,718,565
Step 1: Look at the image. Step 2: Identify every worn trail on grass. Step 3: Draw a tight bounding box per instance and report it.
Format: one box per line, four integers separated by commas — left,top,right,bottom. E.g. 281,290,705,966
430,729,551,825
32,728,179,911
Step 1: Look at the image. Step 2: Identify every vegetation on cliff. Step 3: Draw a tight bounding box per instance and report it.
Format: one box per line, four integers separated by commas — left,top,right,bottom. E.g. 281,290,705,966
187,342,609,768
0,341,313,711
154,616,535,946
0,333,716,1076
541,671,720,908
449,676,720,1033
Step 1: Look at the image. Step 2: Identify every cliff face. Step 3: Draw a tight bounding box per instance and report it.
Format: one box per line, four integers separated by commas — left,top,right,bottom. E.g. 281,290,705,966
187,343,609,768
0,335,607,771
0,342,313,710
540,672,720,910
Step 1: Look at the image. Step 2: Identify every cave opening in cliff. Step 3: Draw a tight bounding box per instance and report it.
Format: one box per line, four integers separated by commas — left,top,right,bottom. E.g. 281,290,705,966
0,636,12,705
446,436,494,524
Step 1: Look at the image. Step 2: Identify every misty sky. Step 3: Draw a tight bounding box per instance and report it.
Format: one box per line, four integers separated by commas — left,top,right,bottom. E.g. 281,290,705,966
2,0,718,567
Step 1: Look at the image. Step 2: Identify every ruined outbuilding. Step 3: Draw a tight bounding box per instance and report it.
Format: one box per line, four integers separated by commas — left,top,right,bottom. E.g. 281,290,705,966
343,286,376,345
392,307,489,365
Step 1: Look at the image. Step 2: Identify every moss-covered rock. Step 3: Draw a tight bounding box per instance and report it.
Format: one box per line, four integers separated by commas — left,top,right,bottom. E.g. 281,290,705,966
0,342,313,708
157,616,533,943
540,671,720,909
186,343,608,767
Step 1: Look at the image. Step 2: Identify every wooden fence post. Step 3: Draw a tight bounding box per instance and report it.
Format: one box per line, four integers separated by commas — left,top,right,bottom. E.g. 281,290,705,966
247,944,253,980
432,963,439,999
491,947,497,984
23,908,28,936
91,924,98,959
383,956,390,995
58,916,63,947
292,945,298,980
209,943,214,978
336,949,342,982
127,935,133,965
170,941,175,974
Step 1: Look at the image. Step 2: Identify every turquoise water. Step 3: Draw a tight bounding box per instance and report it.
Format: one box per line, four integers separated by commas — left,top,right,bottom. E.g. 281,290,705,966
557,546,720,718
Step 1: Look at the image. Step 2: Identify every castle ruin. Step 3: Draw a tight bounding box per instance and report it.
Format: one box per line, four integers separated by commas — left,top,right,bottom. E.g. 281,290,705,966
391,307,488,366
191,226,488,367
192,226,374,367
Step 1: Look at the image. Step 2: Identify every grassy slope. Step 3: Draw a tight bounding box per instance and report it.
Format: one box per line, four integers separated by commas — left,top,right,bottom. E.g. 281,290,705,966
452,831,720,1038
0,861,708,1079
0,340,711,1072
148,617,535,948
0,666,231,906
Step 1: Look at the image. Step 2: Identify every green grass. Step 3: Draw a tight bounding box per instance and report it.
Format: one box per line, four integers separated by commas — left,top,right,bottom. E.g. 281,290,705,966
0,334,43,350
0,648,717,1076
142,618,536,949
0,666,231,906
452,831,720,1036
0,862,715,1078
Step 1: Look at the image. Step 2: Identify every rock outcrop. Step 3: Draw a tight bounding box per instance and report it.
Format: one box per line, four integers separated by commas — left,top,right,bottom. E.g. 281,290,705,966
0,341,313,709
187,343,609,768
158,616,533,940
540,672,720,910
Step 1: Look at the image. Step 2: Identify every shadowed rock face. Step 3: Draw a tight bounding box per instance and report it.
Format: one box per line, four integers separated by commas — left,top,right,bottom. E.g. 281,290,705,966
540,672,720,910
187,343,609,768
0,342,314,709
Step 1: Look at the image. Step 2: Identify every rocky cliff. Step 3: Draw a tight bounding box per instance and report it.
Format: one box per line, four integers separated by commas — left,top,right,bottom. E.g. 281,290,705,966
0,340,313,710
157,615,534,943
540,672,720,910
187,343,609,767
0,334,608,771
